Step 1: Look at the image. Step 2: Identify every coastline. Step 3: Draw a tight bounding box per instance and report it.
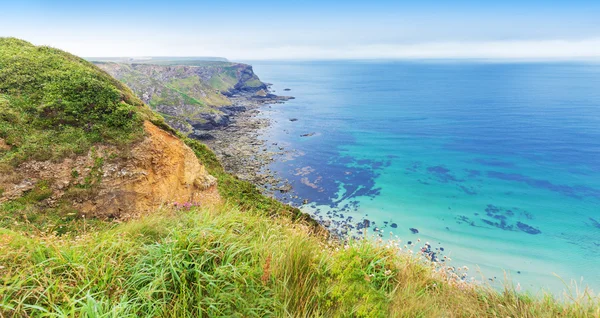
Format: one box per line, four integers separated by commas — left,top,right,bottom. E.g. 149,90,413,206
191,87,299,200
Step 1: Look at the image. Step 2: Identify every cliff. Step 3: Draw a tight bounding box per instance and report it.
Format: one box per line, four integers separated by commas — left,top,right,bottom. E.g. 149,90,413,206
95,60,268,135
0,38,218,222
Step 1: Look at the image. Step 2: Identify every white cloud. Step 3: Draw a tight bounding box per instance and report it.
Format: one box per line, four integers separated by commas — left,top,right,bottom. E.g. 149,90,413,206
225,38,600,60
22,34,600,61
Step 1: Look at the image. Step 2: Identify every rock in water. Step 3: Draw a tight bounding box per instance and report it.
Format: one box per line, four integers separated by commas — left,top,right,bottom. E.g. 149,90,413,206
516,222,541,235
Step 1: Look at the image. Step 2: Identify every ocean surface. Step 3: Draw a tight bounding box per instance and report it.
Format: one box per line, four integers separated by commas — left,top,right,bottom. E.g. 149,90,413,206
247,60,600,296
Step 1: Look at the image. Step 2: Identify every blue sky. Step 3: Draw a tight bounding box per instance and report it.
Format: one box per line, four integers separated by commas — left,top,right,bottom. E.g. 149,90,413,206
2,0,600,59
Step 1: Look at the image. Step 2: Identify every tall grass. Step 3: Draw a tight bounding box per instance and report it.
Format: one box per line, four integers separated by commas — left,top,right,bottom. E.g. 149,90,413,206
1,203,598,317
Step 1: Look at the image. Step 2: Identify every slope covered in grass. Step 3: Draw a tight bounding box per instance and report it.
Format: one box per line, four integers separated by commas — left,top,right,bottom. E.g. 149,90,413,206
1,204,598,317
0,38,164,168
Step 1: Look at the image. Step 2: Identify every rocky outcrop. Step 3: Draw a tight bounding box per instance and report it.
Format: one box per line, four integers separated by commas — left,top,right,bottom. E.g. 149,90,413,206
0,121,219,219
95,61,269,135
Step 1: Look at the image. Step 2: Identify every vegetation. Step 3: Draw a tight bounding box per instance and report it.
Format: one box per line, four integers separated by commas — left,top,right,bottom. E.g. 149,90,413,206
168,75,230,107
1,38,599,317
1,205,598,317
0,38,160,168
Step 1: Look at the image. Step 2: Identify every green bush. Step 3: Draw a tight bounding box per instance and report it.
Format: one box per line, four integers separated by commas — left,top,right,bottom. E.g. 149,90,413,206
0,38,160,167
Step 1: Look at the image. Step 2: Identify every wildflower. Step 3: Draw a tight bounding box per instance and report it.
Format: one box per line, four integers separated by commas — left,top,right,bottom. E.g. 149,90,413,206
384,269,392,276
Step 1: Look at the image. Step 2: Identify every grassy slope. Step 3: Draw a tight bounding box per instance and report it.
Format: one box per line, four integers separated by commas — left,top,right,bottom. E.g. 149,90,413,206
2,205,598,317
167,75,231,107
0,38,162,168
0,38,599,317
0,38,170,235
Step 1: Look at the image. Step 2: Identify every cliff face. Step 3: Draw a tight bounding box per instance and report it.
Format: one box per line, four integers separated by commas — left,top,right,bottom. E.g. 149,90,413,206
0,121,218,219
0,38,219,220
95,61,267,135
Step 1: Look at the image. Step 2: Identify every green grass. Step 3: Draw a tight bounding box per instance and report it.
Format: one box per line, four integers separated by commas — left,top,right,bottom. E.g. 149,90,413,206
243,78,266,89
1,204,598,317
0,38,161,168
168,76,230,107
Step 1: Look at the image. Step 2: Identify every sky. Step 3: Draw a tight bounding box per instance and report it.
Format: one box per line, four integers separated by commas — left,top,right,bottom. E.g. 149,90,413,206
1,0,600,60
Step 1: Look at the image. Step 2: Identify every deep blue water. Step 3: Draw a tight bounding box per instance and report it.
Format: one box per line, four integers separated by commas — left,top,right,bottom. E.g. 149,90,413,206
247,60,600,295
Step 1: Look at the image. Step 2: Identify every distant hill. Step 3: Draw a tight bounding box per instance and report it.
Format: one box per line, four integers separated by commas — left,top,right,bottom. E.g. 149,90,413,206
87,56,229,63
94,60,267,135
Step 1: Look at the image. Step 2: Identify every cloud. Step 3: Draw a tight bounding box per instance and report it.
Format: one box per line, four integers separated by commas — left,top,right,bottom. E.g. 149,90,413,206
226,38,600,60
18,32,600,61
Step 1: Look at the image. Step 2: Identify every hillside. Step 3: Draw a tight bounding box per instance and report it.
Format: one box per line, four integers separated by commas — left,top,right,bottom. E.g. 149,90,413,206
94,60,268,135
0,38,598,317
0,38,221,226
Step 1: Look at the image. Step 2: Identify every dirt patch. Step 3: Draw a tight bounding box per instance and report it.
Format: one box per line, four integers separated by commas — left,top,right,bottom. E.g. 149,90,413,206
0,138,10,151
0,121,220,219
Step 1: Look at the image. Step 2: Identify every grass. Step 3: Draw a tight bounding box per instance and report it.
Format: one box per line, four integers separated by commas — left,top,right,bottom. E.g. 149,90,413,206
0,38,161,168
243,78,266,89
167,76,231,107
1,204,598,317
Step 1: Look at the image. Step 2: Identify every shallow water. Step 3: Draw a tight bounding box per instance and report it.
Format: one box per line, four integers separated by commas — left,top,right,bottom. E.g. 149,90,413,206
247,60,600,295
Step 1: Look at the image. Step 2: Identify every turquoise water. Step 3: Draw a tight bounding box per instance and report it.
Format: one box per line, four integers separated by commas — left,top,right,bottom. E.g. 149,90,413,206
248,61,600,295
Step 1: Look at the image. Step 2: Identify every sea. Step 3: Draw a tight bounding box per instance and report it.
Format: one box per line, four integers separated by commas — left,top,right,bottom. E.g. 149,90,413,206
246,60,600,296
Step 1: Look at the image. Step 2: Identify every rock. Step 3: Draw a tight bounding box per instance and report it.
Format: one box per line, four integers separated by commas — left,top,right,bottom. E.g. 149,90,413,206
410,228,419,234
254,89,268,97
302,199,309,204
277,184,293,193
516,222,541,235
391,223,398,228
289,118,298,122
284,88,291,91
300,132,316,137
192,133,216,140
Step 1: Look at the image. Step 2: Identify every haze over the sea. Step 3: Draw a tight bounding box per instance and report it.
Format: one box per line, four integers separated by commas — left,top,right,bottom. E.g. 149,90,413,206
2,0,600,61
